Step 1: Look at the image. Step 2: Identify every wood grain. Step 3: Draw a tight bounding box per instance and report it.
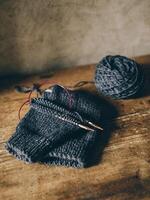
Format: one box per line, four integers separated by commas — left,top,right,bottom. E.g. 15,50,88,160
0,57,150,200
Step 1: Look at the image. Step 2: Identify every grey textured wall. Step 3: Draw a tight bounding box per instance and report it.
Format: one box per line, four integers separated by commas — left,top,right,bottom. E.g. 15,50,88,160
0,0,150,75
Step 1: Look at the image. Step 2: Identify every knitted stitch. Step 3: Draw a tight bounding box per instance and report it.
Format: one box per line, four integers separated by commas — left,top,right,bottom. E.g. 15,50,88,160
44,86,103,124
6,85,102,168
94,55,144,99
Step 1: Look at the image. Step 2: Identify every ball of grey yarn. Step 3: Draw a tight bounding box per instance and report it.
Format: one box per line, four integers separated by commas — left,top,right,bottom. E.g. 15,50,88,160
94,55,144,99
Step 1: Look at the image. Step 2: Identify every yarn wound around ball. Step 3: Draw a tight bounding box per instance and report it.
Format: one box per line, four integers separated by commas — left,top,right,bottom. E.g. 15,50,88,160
94,55,144,99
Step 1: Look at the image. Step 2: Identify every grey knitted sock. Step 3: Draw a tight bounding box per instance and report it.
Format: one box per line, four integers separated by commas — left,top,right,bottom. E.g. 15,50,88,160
6,85,102,168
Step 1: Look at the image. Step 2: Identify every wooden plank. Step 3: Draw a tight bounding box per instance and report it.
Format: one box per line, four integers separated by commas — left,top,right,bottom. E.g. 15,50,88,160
0,56,150,200
0,111,149,200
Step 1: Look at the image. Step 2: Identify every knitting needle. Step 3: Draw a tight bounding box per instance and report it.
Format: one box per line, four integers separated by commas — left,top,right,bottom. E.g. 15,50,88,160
86,121,103,131
56,115,94,131
32,99,103,132
73,112,103,131
56,115,103,132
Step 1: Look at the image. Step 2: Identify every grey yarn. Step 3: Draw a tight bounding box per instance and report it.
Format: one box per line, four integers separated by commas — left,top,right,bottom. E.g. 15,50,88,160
95,55,144,99
5,85,102,168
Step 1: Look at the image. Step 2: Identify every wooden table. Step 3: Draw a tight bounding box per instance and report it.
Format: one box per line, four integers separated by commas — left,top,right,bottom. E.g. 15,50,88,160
0,56,150,200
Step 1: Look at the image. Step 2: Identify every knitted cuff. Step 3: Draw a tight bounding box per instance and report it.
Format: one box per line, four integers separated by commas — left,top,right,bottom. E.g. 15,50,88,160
5,124,49,163
5,109,49,163
41,130,101,168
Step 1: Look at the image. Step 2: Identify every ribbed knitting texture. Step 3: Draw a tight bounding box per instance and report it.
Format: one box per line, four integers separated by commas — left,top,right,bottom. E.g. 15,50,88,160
6,85,102,168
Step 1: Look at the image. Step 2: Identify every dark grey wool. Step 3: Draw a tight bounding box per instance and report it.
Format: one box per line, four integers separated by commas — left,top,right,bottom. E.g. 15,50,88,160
5,85,102,168
94,55,144,99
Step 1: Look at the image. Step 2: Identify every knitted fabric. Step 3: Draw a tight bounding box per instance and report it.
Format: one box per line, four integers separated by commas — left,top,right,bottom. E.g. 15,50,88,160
94,55,144,99
6,85,102,168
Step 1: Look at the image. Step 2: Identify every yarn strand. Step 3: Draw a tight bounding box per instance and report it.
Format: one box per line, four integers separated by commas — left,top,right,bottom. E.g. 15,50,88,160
16,79,95,119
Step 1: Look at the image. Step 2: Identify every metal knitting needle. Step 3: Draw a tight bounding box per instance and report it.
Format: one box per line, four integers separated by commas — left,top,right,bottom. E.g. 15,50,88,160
56,115,103,132
55,115,94,131
73,112,103,131
86,121,103,131
32,99,103,132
